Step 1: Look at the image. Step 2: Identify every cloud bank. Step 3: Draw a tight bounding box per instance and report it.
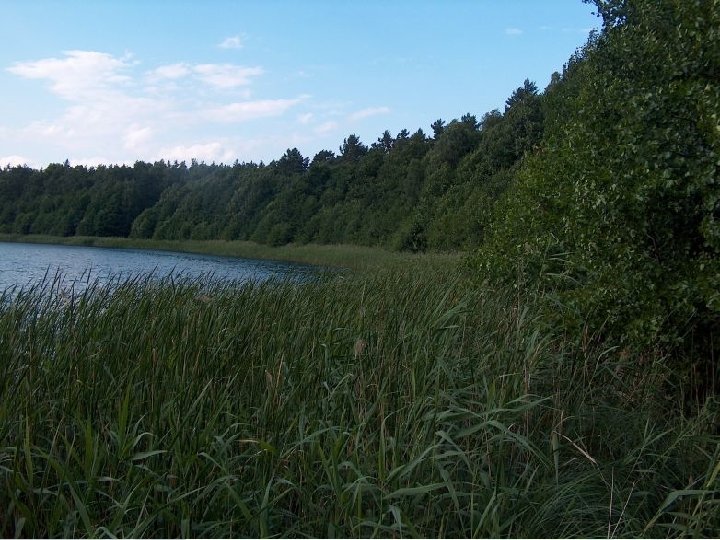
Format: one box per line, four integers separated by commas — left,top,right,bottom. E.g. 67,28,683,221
5,50,304,165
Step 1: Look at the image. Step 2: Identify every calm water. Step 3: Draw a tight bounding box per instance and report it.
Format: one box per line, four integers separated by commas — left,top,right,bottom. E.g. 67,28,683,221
0,242,316,294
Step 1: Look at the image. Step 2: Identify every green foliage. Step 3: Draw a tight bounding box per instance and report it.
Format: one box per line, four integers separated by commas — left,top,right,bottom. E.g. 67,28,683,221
0,78,542,252
0,161,181,238
476,0,720,383
0,267,717,537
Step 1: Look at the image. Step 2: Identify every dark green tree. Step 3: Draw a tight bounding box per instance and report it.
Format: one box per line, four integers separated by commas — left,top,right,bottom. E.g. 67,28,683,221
339,134,368,161
372,130,394,153
276,148,309,175
477,0,720,391
430,119,446,138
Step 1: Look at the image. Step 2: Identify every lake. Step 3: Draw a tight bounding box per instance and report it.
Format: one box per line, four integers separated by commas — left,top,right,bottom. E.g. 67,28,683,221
0,241,317,294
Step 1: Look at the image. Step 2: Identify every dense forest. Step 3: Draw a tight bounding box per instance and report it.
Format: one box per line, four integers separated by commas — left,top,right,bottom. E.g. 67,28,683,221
0,77,541,251
1,0,718,365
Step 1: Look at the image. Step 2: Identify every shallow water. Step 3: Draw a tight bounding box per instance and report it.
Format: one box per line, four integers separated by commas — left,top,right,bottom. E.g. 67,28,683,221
0,241,316,294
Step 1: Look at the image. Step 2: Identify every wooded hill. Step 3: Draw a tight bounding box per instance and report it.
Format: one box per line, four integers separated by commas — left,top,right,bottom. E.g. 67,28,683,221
0,77,542,252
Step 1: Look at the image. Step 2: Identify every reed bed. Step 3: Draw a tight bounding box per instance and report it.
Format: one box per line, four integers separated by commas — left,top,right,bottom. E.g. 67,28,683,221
0,267,717,537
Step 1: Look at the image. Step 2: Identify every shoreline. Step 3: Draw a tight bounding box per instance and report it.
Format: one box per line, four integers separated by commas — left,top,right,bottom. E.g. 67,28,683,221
0,234,463,273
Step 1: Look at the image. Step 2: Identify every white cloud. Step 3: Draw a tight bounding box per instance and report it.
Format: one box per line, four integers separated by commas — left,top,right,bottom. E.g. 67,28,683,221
297,112,314,124
149,63,191,80
61,94,165,138
146,62,261,92
5,51,279,164
69,156,126,168
315,121,339,135
347,106,390,122
9,50,163,147
218,35,244,49
123,125,154,151
156,141,236,163
7,50,132,101
203,97,305,122
505,28,524,36
192,64,263,88
4,49,382,166
22,121,69,138
0,155,34,167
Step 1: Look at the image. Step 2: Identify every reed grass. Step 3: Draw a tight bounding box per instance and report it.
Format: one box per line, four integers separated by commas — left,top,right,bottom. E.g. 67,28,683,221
0,266,717,537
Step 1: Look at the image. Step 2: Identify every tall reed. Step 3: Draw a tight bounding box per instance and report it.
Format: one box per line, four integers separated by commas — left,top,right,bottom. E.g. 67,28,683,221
0,266,717,537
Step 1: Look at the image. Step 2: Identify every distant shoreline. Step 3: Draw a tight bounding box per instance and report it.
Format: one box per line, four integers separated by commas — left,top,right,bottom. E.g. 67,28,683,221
0,234,462,273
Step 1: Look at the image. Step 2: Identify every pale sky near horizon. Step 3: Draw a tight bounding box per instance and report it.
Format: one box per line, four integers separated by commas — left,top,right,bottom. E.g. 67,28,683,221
1,1,599,168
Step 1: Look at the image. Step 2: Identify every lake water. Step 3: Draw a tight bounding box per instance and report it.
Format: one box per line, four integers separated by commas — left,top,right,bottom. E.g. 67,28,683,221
0,242,317,294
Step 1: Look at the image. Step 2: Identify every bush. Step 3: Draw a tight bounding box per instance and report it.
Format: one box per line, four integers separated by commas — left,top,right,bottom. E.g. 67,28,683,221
474,0,720,388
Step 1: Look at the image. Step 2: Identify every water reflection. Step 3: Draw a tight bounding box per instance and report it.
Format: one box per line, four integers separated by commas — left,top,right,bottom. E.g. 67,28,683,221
0,242,316,295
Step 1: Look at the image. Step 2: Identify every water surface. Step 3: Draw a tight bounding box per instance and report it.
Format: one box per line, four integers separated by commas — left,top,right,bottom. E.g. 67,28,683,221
0,241,316,294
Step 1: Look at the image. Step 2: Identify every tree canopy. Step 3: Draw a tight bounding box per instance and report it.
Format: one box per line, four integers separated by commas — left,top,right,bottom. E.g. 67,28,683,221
475,0,719,380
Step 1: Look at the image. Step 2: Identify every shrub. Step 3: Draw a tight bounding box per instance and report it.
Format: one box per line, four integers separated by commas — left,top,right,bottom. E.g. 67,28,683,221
474,0,719,389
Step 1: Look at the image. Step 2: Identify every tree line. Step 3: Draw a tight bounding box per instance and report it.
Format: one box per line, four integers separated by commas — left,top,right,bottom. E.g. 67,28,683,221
0,79,543,251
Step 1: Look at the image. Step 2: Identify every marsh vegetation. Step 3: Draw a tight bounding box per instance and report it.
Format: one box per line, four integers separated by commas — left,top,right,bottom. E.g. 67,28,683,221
1,265,717,537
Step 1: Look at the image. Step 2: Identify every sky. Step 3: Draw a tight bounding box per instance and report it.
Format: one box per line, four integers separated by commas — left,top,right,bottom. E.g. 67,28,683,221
1,1,599,169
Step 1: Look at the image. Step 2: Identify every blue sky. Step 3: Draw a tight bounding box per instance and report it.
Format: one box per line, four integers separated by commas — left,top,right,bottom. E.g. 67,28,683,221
1,1,599,168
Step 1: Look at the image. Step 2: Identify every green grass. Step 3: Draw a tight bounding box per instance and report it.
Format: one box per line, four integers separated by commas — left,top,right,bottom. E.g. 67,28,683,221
0,263,718,537
0,234,461,272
